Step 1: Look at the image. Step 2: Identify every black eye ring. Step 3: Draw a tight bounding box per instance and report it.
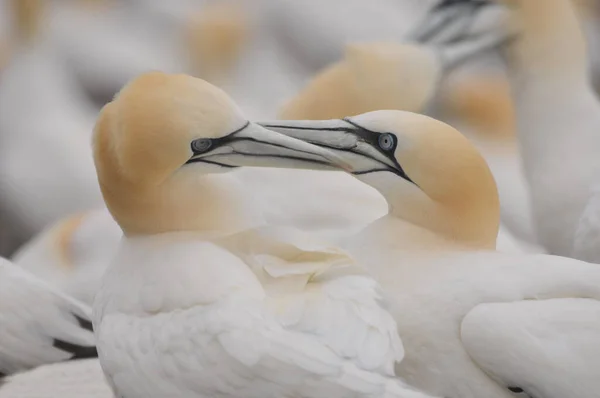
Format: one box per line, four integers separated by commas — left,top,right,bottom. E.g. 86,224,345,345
378,133,395,151
191,138,213,153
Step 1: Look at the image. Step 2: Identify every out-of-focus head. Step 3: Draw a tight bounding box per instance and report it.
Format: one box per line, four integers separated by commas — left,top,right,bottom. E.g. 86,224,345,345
185,1,249,85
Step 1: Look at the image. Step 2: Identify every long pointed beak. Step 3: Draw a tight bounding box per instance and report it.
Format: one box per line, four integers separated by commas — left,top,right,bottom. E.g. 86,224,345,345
258,119,415,184
187,122,352,171
259,119,360,151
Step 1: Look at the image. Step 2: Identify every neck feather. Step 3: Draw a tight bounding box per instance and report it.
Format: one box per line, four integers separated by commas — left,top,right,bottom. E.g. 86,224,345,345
100,172,264,237
359,171,500,250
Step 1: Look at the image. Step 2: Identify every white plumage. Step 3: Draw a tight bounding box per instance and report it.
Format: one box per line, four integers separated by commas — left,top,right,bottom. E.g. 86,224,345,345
262,110,600,398
462,296,600,398
91,72,436,398
13,207,122,306
0,257,96,376
0,359,111,398
95,233,434,398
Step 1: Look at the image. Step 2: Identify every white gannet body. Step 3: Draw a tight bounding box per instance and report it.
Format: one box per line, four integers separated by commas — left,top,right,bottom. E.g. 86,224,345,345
0,257,97,376
13,207,122,306
92,72,437,398
263,110,600,398
0,359,111,398
418,0,600,260
0,0,103,249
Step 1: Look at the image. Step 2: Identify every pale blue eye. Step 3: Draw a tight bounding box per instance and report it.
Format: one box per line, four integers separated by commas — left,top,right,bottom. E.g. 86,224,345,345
191,139,212,153
378,133,394,151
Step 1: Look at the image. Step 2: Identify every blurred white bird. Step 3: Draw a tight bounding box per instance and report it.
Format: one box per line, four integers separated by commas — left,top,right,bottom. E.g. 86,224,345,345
0,359,111,398
92,73,437,398
0,0,103,251
46,0,189,103
263,110,600,398
12,207,122,306
268,0,434,73
0,256,97,377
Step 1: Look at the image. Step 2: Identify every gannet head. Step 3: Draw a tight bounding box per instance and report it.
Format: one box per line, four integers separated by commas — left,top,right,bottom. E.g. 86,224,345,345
443,73,515,141
260,111,500,248
185,1,249,85
93,72,347,236
279,42,441,120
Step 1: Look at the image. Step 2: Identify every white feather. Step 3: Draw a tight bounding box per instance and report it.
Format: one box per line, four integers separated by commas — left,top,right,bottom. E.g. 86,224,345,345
0,257,95,375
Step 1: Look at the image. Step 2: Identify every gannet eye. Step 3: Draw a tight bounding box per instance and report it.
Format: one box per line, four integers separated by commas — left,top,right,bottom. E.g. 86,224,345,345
191,138,213,153
378,133,395,151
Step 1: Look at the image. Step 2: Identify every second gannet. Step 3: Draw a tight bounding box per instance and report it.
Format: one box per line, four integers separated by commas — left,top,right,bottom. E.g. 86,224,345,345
278,37,539,253
262,110,600,398
92,72,438,398
0,257,97,377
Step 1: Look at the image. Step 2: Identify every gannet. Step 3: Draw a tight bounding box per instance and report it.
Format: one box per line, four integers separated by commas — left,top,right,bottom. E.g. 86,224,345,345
13,207,122,306
0,0,103,252
279,38,538,253
0,256,97,377
262,110,600,398
0,359,111,398
92,72,438,398
415,0,600,261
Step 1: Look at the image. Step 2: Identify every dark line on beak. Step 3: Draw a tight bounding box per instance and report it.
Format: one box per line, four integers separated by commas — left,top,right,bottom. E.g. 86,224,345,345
186,158,238,168
261,120,418,185
341,118,379,134
231,120,251,135
206,151,336,168
343,119,417,186
226,136,336,159
260,123,356,133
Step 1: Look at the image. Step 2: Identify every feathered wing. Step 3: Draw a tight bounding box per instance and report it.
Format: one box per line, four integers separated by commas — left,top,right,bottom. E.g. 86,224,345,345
0,359,111,398
461,298,600,398
219,225,404,374
98,296,437,398
0,258,96,375
98,231,435,398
